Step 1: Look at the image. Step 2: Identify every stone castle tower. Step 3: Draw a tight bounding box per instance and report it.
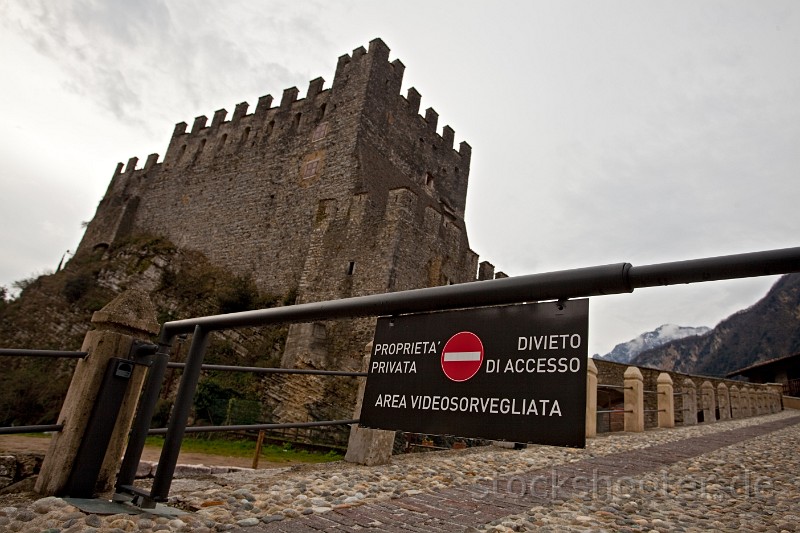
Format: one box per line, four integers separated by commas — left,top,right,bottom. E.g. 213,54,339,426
76,38,489,419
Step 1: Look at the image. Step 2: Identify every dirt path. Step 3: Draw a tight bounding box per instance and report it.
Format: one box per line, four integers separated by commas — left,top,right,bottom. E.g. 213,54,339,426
0,435,289,469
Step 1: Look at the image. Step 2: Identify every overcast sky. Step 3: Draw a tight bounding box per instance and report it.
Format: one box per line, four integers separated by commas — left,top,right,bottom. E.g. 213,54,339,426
1,1,798,356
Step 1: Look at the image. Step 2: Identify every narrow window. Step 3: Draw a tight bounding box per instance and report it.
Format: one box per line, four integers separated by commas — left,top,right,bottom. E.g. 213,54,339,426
303,158,320,179
293,112,302,130
425,172,434,188
242,126,251,142
311,123,328,142
346,261,356,276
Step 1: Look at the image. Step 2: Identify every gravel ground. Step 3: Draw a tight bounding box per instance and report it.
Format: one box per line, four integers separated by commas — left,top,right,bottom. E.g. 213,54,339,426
0,410,798,532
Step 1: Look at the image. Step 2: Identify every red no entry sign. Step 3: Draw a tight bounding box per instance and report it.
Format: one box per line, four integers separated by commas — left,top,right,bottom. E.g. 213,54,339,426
441,331,484,382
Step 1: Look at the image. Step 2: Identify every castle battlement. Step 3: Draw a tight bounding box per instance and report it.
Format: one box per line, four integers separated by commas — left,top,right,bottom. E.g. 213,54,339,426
77,38,480,427
111,38,469,179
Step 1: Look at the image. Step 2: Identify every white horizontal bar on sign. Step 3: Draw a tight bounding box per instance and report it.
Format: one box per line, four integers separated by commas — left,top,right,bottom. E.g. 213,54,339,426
443,351,482,362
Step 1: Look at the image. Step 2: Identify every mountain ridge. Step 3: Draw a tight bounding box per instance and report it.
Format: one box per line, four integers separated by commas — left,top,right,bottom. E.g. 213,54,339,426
631,274,800,375
595,324,711,364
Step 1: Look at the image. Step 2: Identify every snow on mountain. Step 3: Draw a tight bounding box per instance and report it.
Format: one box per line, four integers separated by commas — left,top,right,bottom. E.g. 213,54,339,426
594,324,711,364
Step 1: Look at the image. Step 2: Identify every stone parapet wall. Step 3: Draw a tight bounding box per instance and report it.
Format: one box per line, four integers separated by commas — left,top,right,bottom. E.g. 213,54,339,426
592,358,783,433
784,396,800,410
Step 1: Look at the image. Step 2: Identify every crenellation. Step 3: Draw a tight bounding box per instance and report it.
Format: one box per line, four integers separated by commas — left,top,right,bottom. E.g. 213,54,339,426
172,122,187,137
255,94,273,117
352,45,367,60
232,102,249,123
390,58,405,78
367,38,390,62
125,157,138,174
191,115,208,134
442,125,455,149
424,107,439,131
112,162,124,177
334,54,351,79
280,87,299,109
210,108,228,129
144,153,159,171
405,88,421,114
478,261,495,281
306,77,325,99
458,141,472,162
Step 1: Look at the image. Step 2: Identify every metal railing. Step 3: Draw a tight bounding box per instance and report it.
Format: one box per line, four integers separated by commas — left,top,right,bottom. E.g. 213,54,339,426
784,379,800,397
111,246,800,506
0,349,87,436
153,361,365,438
0,349,87,359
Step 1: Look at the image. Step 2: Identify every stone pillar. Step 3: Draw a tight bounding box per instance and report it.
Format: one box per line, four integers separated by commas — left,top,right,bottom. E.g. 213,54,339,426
700,381,716,422
585,359,598,438
344,342,395,466
657,373,674,428
729,385,740,419
767,388,777,413
682,379,698,425
624,366,644,432
35,290,159,496
761,388,770,414
717,383,731,420
742,388,752,417
753,388,763,415
767,383,784,412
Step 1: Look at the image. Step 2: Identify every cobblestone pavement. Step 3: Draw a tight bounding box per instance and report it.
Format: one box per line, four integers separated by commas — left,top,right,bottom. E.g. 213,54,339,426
1,410,798,532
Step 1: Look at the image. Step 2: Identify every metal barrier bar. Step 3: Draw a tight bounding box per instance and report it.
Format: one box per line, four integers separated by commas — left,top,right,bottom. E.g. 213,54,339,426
116,343,169,490
0,349,87,359
147,419,359,435
150,327,209,501
158,247,800,341
117,246,800,505
165,362,367,376
597,410,633,414
0,350,85,435
0,424,63,435
598,384,631,390
599,386,659,394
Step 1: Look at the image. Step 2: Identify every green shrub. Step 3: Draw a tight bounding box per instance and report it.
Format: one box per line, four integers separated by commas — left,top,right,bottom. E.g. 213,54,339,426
216,275,259,314
62,273,93,303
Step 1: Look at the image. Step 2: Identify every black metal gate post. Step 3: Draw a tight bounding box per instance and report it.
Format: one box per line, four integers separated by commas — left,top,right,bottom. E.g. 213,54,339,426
149,326,210,502
116,341,171,493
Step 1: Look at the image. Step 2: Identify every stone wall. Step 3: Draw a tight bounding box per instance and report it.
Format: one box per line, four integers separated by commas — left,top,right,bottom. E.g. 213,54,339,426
0,454,41,494
594,358,782,431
